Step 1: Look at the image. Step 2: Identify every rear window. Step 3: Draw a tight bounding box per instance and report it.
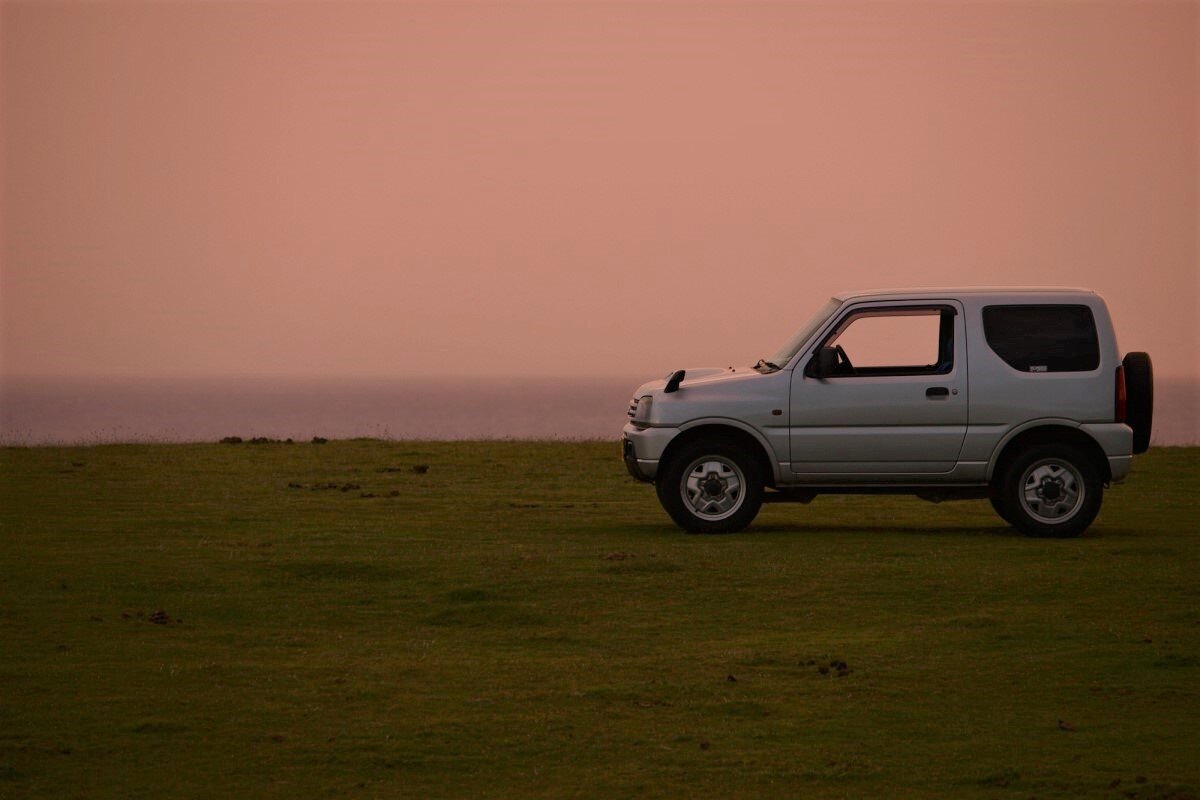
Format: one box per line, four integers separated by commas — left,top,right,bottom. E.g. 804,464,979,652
982,305,1100,373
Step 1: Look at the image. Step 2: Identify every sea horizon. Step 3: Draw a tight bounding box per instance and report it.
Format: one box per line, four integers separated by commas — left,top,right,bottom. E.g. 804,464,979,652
2,374,1197,447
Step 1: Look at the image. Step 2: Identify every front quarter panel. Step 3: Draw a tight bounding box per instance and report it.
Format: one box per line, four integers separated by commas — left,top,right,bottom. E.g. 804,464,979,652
649,371,791,472
652,371,787,426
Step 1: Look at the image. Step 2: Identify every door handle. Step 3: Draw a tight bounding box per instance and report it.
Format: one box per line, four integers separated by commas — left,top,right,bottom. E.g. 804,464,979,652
926,387,950,398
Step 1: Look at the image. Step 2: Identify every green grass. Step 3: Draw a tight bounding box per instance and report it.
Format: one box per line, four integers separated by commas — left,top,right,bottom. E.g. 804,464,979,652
1,441,1198,799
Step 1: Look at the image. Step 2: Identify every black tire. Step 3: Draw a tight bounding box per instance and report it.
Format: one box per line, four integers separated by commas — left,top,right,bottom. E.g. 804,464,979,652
988,494,1016,527
996,443,1103,538
656,438,764,534
1123,352,1153,455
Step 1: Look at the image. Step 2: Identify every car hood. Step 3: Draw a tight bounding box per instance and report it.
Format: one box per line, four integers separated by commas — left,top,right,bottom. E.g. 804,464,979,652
632,366,763,396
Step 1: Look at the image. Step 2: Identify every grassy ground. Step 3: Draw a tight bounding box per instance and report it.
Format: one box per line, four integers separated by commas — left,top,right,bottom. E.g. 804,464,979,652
1,441,1198,799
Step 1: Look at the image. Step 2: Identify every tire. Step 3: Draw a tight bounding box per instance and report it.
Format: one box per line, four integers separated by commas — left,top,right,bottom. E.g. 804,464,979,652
996,443,1103,538
656,438,764,534
988,494,1016,527
1123,352,1154,455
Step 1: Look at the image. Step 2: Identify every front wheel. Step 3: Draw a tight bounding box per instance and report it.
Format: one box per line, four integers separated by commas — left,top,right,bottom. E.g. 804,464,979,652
994,443,1103,538
988,494,1016,526
656,439,764,533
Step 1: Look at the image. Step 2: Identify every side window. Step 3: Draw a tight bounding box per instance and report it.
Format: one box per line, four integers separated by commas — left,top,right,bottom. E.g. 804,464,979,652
821,306,955,376
982,305,1099,373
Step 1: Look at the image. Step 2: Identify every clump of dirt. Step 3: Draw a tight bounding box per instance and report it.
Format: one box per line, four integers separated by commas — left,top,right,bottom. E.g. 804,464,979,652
633,698,671,708
144,610,182,625
412,464,429,474
816,659,852,677
291,482,362,491
359,490,401,499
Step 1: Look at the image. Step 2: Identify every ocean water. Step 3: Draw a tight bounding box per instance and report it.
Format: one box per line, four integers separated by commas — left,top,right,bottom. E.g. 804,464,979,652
0,376,640,444
1,375,1196,446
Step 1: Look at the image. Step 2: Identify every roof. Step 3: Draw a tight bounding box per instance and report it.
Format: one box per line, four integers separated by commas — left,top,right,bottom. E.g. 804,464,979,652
832,286,1096,302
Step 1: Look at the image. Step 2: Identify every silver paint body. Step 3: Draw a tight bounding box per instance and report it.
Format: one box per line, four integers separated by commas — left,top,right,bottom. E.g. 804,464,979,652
622,288,1133,486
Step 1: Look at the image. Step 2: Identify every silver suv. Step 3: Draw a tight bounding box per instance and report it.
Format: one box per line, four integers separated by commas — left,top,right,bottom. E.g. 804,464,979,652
622,288,1153,537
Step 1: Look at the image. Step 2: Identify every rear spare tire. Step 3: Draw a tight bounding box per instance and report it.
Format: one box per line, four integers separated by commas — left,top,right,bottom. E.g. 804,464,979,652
1123,352,1153,454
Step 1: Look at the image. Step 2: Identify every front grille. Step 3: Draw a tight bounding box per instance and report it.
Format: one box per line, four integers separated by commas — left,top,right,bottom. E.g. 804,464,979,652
627,397,639,418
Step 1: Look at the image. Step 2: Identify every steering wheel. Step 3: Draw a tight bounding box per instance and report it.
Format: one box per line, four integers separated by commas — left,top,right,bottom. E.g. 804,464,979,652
834,344,854,373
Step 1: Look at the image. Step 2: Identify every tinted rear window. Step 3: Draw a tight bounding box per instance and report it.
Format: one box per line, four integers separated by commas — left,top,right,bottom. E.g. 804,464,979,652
982,305,1100,372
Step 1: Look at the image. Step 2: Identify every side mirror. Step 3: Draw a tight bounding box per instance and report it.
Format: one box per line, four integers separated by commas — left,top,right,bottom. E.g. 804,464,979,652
808,346,838,378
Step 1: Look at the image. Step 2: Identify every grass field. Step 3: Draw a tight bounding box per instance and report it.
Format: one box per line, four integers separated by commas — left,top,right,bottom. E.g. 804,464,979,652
1,441,1198,799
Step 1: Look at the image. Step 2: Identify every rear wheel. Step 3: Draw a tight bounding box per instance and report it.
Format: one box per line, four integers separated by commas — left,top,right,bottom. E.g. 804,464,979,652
995,443,1103,538
656,439,764,533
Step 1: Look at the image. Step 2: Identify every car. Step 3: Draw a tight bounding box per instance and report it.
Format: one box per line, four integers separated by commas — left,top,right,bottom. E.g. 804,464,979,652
622,287,1153,537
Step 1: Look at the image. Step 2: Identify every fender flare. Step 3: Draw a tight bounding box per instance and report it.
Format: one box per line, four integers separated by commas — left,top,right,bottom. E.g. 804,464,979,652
676,417,784,484
985,417,1095,481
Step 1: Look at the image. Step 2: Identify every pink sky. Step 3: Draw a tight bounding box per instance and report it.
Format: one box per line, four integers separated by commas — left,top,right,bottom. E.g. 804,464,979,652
2,1,1197,379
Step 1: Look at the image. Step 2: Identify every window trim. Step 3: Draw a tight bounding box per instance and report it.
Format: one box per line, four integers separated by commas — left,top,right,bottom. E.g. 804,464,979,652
806,304,958,378
981,304,1100,374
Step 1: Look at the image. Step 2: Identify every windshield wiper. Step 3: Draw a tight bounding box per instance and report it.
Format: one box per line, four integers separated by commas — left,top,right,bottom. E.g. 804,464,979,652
754,359,782,372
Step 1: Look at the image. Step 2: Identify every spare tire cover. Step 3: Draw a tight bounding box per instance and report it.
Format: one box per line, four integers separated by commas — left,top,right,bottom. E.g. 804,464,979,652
1123,352,1153,455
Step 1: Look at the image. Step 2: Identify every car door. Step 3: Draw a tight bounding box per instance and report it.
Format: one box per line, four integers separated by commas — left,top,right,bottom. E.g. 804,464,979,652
789,300,968,477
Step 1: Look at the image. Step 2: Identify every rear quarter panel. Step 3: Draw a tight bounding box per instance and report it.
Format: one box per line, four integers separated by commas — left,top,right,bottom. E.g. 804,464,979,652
959,293,1122,464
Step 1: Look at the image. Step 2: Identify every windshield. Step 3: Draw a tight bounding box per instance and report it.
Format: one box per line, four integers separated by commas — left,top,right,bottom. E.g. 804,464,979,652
767,298,842,367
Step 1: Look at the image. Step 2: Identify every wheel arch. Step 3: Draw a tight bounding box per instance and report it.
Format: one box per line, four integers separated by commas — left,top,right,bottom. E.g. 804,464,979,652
987,422,1112,485
660,420,780,487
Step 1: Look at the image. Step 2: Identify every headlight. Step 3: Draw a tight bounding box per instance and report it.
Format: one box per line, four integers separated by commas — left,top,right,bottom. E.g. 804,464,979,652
632,395,653,426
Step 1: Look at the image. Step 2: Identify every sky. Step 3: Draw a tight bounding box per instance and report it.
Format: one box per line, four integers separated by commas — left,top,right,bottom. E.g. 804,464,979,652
1,1,1197,380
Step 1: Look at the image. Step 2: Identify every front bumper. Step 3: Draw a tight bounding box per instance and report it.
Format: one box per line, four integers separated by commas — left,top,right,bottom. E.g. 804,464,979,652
622,437,654,482
621,422,678,482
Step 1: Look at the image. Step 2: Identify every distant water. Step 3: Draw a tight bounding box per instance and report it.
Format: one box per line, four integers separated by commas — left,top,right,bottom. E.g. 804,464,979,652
0,376,642,444
1,375,1197,446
